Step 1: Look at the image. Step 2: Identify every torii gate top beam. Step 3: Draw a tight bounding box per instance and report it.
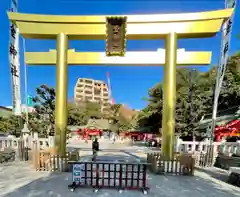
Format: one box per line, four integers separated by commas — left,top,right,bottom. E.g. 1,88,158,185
7,9,233,40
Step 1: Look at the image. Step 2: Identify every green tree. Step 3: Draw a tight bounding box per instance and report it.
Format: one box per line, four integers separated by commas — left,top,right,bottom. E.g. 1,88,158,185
28,84,56,137
0,115,23,136
68,100,102,126
23,112,49,137
83,101,102,119
0,85,104,137
138,52,240,139
106,104,134,133
174,69,210,138
0,85,56,137
32,84,55,125
216,53,240,111
137,83,163,133
68,102,86,126
0,117,10,132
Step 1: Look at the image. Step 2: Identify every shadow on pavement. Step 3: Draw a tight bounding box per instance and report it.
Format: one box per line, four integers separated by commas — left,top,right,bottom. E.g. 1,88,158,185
3,170,240,197
122,150,146,162
195,167,229,182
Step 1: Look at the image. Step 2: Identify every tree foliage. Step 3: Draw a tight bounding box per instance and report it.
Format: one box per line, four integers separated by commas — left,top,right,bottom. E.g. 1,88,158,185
107,104,135,133
137,53,240,139
32,85,56,126
1,83,134,136
68,100,102,126
0,115,21,134
0,85,102,137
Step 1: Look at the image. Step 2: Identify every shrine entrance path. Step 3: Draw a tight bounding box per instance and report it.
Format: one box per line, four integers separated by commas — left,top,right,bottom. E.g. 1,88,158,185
1,161,240,197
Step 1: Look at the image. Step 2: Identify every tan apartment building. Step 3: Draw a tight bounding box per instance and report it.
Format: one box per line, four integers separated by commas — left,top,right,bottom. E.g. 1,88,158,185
74,78,110,112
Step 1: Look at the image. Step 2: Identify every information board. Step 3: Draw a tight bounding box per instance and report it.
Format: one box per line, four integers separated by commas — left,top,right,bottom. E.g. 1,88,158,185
72,164,83,183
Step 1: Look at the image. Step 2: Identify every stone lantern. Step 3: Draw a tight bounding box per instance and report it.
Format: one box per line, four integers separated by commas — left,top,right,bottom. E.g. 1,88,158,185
21,123,30,147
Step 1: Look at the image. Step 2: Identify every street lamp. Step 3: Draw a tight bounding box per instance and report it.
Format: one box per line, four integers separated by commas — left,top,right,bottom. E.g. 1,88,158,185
19,122,30,161
21,122,30,147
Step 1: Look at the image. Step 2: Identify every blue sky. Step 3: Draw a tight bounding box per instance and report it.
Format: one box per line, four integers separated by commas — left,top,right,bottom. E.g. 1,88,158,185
0,0,239,110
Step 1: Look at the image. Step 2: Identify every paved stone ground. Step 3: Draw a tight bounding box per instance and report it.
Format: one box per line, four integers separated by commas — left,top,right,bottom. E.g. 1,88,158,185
0,161,49,197
0,141,240,197
67,139,139,159
1,161,240,197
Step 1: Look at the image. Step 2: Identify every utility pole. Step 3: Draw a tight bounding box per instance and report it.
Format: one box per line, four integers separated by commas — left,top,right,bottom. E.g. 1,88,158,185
206,82,216,166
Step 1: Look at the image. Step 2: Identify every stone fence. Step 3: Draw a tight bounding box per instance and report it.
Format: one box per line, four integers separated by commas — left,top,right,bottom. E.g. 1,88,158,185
1,135,240,156
175,137,240,156
0,134,50,151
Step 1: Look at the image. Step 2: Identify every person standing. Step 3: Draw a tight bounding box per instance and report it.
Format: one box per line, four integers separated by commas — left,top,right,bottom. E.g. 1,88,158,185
92,138,99,161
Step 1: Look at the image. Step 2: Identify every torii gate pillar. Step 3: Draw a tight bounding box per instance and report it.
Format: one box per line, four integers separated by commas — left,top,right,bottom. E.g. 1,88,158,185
55,33,68,155
162,32,177,157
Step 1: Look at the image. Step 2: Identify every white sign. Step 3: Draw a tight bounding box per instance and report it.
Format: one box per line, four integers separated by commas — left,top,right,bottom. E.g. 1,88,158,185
72,164,83,183
211,0,236,138
215,0,236,91
9,0,21,116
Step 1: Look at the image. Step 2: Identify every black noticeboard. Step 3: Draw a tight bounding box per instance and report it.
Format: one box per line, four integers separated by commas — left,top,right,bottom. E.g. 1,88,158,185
106,16,127,57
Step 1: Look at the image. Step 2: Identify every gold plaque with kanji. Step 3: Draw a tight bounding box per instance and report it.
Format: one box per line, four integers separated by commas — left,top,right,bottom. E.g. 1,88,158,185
106,16,127,56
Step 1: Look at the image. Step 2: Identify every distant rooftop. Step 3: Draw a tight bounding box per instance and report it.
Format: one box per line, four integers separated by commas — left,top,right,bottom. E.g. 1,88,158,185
78,78,106,84
0,106,12,118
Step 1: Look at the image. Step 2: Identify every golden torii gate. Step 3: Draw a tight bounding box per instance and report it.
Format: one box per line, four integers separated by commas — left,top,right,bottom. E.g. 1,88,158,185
24,48,211,156
8,8,233,159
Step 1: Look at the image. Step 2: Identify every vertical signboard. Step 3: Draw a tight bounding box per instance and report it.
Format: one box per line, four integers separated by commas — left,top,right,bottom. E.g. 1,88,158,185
210,0,236,140
72,164,83,183
9,0,22,116
215,0,236,91
106,16,127,56
27,95,33,107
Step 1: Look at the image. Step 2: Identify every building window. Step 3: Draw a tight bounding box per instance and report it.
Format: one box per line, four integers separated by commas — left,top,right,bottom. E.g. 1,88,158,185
85,90,92,95
85,80,93,84
85,85,92,89
94,88,101,95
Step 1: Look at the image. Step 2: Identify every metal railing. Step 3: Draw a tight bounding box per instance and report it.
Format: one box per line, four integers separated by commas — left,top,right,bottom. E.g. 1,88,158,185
68,161,149,194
